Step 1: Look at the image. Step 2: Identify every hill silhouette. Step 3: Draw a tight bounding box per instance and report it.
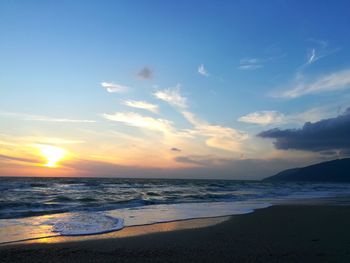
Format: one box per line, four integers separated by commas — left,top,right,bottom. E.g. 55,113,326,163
263,158,350,182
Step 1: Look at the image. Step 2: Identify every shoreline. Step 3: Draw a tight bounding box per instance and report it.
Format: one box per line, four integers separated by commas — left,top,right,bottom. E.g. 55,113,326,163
0,215,231,246
2,204,350,262
1,195,349,246
0,200,271,245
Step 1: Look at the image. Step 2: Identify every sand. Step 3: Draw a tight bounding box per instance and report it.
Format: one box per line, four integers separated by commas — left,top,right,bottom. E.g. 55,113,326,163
1,205,350,262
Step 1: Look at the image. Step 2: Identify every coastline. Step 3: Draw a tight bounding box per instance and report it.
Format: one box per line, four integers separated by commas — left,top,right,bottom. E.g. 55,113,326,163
2,203,350,262
0,215,230,246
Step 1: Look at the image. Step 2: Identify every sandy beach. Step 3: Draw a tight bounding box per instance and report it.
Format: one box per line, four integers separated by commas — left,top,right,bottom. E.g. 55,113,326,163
1,204,350,262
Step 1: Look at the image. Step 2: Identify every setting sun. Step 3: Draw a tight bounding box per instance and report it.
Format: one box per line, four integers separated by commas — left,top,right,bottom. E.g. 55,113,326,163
38,145,66,168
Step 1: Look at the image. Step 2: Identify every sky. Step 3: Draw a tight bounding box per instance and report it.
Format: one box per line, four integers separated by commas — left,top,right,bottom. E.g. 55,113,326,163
1,0,350,179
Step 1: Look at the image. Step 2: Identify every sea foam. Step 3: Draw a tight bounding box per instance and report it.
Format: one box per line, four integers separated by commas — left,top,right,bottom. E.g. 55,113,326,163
48,212,124,236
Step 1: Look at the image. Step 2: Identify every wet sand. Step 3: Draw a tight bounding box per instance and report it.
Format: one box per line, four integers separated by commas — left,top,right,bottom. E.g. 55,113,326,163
1,205,350,262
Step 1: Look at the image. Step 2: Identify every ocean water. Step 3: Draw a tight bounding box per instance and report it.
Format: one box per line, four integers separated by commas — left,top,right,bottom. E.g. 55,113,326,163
1,177,350,243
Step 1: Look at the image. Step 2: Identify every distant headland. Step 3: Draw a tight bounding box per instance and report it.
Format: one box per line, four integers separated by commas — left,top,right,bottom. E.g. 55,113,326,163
264,158,350,182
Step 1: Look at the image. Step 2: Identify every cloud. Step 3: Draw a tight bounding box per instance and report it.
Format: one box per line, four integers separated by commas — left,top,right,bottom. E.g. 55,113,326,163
0,133,84,148
0,154,40,164
173,155,310,180
257,108,350,153
238,58,263,70
273,40,340,98
305,47,327,66
1,153,310,180
182,111,247,152
29,137,84,145
154,87,247,152
238,111,285,126
238,65,263,70
101,82,129,93
102,112,194,140
26,117,95,123
238,54,285,71
198,64,209,76
307,48,316,64
170,147,181,152
289,107,333,124
305,39,338,65
103,112,174,134
278,69,350,98
0,112,96,123
123,100,159,113
138,67,153,79
65,156,301,180
238,107,331,126
175,155,229,166
153,84,187,109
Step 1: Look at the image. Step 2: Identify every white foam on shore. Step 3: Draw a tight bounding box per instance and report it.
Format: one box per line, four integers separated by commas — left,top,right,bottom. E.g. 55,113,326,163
47,213,124,236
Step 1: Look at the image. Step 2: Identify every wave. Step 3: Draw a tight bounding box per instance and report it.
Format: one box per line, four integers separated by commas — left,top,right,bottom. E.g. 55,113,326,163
1,177,350,221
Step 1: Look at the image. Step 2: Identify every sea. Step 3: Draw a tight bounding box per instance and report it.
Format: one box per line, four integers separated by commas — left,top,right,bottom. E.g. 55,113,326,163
1,177,350,244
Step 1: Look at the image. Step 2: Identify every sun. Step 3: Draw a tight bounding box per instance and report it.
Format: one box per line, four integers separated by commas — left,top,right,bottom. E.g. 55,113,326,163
38,145,66,168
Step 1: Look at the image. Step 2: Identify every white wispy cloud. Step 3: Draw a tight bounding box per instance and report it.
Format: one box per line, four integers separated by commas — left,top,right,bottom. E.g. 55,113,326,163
289,107,331,124
101,82,129,93
278,69,350,98
238,58,263,70
149,86,249,152
272,39,341,99
307,48,317,64
154,86,247,152
305,47,327,65
123,100,159,113
182,111,247,152
31,137,85,144
238,107,334,126
198,64,209,76
0,133,85,145
238,111,285,126
0,112,96,123
153,84,187,109
305,39,337,66
102,112,175,134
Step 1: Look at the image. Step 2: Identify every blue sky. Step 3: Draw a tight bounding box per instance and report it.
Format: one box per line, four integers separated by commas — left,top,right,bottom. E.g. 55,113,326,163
1,1,350,179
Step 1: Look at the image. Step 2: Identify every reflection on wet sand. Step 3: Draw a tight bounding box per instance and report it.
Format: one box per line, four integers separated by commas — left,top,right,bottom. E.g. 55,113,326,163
24,216,230,245
0,215,59,244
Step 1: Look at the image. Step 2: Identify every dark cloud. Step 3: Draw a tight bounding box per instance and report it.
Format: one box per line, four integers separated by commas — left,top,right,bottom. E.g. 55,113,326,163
138,67,153,79
170,147,181,152
258,108,350,152
319,150,339,156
